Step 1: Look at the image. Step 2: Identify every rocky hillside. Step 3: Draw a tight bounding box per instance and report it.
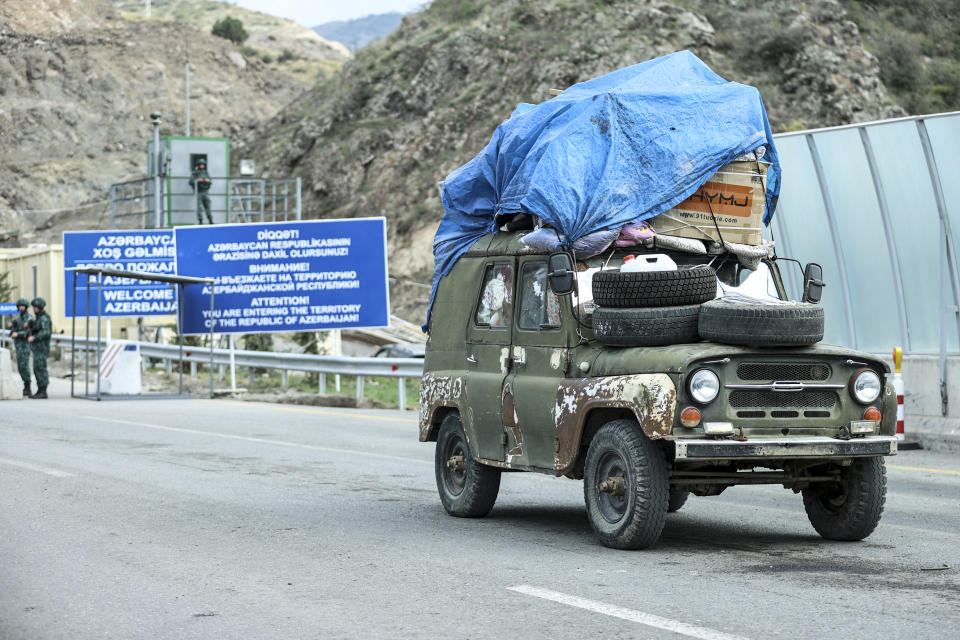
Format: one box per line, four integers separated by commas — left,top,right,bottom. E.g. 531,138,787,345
844,0,959,116
0,0,304,244
112,0,351,85
313,13,405,53
242,0,904,321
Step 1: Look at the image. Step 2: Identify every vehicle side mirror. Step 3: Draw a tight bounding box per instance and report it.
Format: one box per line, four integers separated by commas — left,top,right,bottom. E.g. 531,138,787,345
548,252,576,296
803,263,825,304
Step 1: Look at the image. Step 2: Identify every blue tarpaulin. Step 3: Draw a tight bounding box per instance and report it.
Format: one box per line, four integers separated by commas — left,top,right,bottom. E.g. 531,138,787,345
425,50,781,328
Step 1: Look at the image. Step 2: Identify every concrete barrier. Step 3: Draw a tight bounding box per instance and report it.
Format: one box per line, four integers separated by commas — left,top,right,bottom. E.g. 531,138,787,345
0,349,24,400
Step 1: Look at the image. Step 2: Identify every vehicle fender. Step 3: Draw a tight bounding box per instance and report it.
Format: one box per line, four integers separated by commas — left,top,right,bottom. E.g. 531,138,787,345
419,372,465,442
554,374,677,474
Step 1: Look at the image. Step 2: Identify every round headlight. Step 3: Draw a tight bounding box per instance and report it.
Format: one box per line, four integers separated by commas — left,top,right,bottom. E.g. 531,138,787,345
688,369,720,404
851,369,882,404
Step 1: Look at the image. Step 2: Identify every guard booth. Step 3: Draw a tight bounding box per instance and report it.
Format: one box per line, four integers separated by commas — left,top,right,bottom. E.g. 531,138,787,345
110,136,300,229
147,136,230,226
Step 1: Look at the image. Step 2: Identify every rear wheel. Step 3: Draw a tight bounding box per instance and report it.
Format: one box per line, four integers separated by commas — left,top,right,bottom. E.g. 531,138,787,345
802,457,886,541
583,419,669,549
435,413,501,518
668,489,690,513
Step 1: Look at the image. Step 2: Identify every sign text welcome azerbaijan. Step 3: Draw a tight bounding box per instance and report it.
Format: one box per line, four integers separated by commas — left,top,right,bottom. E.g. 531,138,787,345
175,218,389,335
63,230,177,317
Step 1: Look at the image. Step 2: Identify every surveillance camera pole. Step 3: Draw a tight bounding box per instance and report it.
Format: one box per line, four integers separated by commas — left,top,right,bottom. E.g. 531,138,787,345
151,112,162,228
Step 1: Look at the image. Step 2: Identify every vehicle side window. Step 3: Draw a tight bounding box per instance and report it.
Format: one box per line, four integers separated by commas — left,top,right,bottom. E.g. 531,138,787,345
518,261,561,330
475,263,513,328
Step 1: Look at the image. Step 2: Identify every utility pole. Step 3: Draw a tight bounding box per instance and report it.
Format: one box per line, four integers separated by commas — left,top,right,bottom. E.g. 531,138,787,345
151,112,162,229
145,0,151,18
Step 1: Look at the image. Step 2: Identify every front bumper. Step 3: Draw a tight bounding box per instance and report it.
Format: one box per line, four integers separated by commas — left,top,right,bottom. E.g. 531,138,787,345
674,435,898,461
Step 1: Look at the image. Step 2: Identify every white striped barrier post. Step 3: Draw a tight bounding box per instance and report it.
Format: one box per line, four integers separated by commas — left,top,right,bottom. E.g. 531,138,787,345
893,346,904,442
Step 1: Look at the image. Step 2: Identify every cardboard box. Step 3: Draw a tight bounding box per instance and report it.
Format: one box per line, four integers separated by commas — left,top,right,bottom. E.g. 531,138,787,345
650,161,770,246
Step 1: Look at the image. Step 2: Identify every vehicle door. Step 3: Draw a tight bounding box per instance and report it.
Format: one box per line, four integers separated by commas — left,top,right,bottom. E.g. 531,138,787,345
463,260,516,462
503,257,568,470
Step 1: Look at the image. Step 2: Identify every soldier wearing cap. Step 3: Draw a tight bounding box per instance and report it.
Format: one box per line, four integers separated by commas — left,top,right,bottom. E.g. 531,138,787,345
27,297,52,399
6,297,33,397
189,159,214,224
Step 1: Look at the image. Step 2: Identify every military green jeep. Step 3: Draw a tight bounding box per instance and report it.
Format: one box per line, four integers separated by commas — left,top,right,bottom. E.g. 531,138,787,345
419,232,897,549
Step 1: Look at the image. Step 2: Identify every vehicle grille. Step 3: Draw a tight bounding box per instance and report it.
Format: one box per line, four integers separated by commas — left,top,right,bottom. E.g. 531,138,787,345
736,362,831,381
729,390,837,409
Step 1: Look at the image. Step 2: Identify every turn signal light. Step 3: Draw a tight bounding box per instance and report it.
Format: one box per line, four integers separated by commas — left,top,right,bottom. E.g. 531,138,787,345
863,407,882,422
680,407,702,428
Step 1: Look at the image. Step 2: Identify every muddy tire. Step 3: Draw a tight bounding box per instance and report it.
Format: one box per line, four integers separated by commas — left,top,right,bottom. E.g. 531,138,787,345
592,265,717,308
593,305,701,347
435,413,501,518
668,489,690,513
583,419,669,549
699,298,824,347
802,457,886,541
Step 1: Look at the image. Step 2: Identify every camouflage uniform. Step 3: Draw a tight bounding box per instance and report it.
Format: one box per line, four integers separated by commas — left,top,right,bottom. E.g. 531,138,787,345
7,297,32,396
189,161,213,224
28,297,52,399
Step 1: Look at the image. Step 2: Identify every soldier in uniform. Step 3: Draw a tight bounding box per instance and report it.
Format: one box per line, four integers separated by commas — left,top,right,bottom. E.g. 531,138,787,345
6,297,33,397
27,297,52,399
189,159,214,225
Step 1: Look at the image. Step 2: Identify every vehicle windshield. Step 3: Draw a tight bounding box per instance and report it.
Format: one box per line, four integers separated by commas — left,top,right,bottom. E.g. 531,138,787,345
574,248,786,309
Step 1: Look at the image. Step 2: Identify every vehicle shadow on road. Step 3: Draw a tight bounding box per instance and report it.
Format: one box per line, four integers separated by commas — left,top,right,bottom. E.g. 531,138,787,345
659,516,820,552
480,503,825,552
485,504,594,536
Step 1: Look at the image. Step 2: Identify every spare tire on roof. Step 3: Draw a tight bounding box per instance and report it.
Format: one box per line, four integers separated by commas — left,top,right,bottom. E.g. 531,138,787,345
698,298,824,347
593,305,701,347
592,265,717,308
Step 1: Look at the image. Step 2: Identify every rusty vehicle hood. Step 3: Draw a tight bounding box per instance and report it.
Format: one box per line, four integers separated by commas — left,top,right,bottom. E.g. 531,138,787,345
578,342,890,378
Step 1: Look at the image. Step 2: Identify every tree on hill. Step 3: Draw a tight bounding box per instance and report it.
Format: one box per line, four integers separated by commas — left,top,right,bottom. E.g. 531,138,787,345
0,272,14,303
211,17,248,45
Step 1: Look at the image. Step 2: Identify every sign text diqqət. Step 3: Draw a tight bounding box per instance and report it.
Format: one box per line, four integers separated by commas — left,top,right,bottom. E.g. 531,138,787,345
174,218,390,335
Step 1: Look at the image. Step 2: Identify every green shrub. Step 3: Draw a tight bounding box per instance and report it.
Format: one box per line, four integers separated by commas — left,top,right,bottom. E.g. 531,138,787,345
261,53,274,63
877,39,922,92
211,16,249,45
278,49,296,63
292,331,324,384
243,333,274,374
929,59,960,105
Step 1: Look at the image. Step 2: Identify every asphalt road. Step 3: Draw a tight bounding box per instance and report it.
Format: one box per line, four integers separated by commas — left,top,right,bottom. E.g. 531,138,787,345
2,383,959,639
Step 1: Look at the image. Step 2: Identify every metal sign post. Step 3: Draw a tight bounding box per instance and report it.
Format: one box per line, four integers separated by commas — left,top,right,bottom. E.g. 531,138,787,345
68,267,215,401
229,334,237,392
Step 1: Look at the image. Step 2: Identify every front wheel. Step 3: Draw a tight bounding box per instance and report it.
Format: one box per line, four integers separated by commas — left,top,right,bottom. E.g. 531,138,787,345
583,419,669,549
802,457,886,541
435,413,501,518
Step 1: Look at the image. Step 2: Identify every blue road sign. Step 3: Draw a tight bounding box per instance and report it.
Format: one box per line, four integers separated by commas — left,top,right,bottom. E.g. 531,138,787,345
63,230,177,317
175,218,390,335
0,302,18,315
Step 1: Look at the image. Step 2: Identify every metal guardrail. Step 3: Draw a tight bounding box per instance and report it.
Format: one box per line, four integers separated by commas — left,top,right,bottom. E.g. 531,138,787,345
10,333,424,410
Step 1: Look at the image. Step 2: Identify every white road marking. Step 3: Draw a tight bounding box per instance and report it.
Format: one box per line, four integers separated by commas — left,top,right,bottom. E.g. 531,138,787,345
0,456,74,478
508,585,750,640
82,416,432,466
